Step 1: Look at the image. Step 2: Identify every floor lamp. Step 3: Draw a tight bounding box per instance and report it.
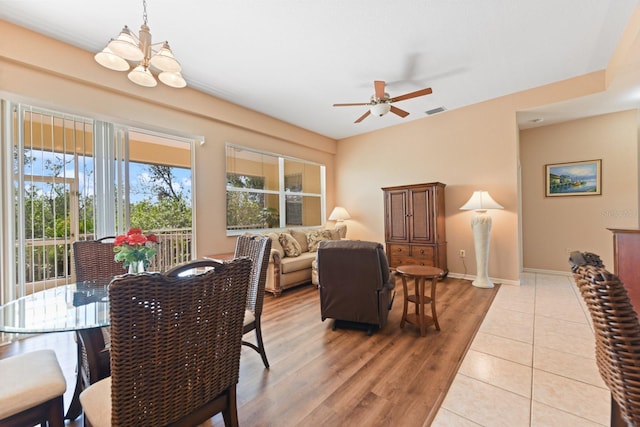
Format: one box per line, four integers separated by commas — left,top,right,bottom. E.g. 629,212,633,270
460,191,503,288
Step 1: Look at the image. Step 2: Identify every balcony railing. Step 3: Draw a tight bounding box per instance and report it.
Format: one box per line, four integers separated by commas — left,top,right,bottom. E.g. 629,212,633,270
18,228,193,295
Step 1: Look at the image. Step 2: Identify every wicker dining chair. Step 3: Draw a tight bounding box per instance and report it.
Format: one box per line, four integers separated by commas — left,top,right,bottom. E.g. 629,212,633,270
79,257,252,427
234,234,273,368
72,237,125,388
570,252,640,427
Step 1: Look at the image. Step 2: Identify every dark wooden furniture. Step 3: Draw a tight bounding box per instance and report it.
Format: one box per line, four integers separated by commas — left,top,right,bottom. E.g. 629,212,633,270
609,228,640,315
570,253,640,426
396,265,444,337
382,182,447,274
234,235,272,368
79,258,252,427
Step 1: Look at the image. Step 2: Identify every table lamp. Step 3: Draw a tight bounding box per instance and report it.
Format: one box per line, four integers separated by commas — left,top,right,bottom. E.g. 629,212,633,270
329,206,351,238
460,191,503,288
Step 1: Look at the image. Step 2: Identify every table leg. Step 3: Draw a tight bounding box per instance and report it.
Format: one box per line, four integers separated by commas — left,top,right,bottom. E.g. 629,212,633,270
430,276,440,331
63,334,85,420
65,328,108,420
417,277,426,336
400,275,409,328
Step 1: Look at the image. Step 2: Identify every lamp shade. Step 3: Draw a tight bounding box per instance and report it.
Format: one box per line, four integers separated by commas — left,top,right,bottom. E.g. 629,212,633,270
159,71,187,88
107,26,144,61
328,207,351,222
460,191,503,212
370,103,391,117
95,47,130,71
128,65,157,87
150,42,182,72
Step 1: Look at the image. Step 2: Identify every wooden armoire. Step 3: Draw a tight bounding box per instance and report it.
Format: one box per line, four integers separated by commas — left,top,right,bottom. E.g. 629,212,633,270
382,182,447,273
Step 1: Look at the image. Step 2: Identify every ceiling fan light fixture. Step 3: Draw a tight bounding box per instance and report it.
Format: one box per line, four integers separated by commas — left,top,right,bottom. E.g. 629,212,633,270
370,102,391,117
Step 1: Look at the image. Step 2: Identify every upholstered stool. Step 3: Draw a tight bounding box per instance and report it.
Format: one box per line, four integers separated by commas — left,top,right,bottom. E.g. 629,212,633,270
0,349,67,427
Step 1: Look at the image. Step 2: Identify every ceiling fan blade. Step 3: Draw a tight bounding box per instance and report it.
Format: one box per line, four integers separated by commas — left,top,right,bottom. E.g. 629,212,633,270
333,102,369,107
390,87,433,103
354,110,371,123
374,80,386,99
390,105,410,118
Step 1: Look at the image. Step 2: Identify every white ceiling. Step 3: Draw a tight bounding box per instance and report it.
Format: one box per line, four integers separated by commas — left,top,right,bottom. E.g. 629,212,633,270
1,0,639,140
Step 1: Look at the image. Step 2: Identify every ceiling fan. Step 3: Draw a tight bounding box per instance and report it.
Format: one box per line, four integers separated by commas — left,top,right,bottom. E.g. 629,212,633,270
333,80,432,123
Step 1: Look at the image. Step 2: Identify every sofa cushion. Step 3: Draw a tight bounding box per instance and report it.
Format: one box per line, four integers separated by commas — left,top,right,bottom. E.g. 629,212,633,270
289,229,309,253
280,251,316,273
265,232,285,258
279,232,301,257
307,229,334,252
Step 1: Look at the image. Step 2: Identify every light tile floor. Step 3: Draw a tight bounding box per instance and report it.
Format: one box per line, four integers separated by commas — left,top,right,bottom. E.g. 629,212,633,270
432,272,610,427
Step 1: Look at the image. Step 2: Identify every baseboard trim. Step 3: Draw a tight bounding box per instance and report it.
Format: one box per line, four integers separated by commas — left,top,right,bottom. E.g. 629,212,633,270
522,268,572,277
447,272,520,287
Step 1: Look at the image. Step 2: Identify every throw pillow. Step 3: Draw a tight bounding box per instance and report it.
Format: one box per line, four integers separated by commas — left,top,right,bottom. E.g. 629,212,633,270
289,229,309,253
265,232,285,258
278,232,302,257
306,229,334,252
329,228,341,241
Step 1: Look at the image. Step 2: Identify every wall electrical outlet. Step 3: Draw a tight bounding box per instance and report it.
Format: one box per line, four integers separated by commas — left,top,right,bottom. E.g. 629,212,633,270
459,249,466,258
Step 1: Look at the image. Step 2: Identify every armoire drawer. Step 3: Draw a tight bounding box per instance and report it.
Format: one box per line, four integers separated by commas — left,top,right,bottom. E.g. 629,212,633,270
411,245,434,261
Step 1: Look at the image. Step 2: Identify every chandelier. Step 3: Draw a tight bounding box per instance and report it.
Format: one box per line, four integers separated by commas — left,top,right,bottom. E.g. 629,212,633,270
94,0,186,88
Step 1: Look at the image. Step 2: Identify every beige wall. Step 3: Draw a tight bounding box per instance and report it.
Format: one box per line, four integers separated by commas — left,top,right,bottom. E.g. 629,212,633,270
3,14,640,282
335,74,618,284
520,110,639,272
0,20,336,257
333,6,640,282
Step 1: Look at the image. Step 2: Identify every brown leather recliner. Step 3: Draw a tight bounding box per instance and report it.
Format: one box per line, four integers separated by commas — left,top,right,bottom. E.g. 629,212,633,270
317,240,396,334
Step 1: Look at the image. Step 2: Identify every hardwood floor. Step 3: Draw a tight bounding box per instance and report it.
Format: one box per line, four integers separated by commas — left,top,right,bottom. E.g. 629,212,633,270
0,277,497,426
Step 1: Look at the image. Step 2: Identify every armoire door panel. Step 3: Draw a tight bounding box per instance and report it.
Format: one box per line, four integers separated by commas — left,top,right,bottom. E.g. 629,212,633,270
409,187,432,243
386,190,409,242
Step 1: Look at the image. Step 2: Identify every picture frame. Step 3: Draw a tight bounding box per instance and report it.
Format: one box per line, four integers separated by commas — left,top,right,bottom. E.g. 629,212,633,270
545,159,602,197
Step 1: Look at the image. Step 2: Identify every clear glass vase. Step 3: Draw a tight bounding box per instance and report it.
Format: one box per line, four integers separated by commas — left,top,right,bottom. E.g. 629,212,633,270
128,260,145,274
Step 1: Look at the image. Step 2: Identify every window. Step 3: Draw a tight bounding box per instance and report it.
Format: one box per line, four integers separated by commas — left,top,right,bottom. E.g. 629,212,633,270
226,144,325,232
2,102,196,301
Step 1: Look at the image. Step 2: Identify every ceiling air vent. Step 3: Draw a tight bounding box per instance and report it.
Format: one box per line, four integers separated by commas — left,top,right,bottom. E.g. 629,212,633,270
425,106,447,115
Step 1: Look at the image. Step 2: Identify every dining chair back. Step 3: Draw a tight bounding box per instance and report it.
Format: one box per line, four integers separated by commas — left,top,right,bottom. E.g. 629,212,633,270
72,237,125,389
73,237,126,283
79,257,252,427
570,252,640,426
234,234,272,368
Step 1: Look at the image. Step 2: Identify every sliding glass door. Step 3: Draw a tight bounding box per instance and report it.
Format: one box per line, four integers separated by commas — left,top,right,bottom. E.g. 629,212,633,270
1,102,194,307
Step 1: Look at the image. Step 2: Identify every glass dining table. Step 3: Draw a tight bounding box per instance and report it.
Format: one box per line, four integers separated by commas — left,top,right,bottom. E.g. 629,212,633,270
0,280,111,420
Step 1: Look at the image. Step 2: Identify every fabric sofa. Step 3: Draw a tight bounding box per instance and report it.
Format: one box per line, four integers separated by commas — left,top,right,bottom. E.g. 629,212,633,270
257,224,346,296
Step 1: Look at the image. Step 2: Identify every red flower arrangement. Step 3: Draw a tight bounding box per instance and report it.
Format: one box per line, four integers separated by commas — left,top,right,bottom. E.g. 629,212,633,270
113,228,158,272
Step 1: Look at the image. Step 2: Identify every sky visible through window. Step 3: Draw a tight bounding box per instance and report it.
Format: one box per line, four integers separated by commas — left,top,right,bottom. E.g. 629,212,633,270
23,150,191,204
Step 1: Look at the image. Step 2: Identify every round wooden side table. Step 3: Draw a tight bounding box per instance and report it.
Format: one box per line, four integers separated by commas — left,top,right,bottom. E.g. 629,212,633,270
396,265,444,337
